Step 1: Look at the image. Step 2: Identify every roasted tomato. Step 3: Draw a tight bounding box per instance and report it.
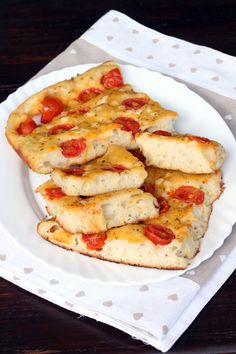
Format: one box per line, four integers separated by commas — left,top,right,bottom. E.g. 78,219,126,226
78,87,103,102
145,224,175,245
49,124,75,135
82,232,107,250
45,187,65,200
114,117,140,136
101,68,123,88
157,196,170,214
40,97,64,123
122,97,149,110
63,167,84,176
60,138,87,158
153,130,172,136
170,186,205,205
16,119,37,135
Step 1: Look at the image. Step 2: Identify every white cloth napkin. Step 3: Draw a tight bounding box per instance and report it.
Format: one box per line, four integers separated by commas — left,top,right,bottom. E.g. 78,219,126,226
82,11,236,99
1,10,236,352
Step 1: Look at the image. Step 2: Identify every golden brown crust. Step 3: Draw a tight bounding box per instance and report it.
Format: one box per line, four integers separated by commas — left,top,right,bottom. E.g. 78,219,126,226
51,145,147,196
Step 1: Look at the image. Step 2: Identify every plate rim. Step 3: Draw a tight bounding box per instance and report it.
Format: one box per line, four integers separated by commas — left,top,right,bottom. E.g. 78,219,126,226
1,62,236,285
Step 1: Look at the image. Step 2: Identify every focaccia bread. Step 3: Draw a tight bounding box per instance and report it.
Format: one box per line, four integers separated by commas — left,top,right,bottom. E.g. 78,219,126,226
37,200,212,270
6,62,178,174
136,132,226,173
36,180,159,234
5,60,227,271
51,145,147,196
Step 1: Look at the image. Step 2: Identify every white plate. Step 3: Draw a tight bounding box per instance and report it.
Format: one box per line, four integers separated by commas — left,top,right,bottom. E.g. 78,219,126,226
0,64,236,286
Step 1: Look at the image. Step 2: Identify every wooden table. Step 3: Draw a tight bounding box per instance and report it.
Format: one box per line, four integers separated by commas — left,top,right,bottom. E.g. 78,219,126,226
1,1,236,353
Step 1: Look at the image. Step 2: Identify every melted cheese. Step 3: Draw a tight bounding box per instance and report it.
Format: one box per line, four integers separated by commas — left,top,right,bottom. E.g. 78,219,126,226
107,224,148,243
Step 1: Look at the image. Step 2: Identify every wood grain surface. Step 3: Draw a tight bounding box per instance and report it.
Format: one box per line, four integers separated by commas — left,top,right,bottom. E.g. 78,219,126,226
0,0,236,353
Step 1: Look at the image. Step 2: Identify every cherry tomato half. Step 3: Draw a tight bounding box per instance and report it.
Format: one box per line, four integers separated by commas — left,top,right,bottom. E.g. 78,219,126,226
16,119,37,135
145,224,175,245
170,186,205,205
40,97,64,123
82,232,107,250
63,167,84,176
101,68,123,88
153,130,172,136
114,117,140,136
60,138,87,158
157,196,170,214
122,97,149,110
45,187,65,200
78,87,103,102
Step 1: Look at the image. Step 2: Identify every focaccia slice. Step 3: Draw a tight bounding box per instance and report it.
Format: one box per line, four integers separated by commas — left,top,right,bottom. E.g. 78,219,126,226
36,181,159,234
13,122,118,174
6,61,178,174
6,61,123,149
6,62,125,173
51,145,147,196
64,85,178,135
136,132,226,173
144,167,223,206
37,200,211,270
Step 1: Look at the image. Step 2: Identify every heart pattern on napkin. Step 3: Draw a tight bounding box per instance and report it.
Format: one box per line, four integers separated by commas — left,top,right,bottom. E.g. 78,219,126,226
133,313,143,320
76,290,86,297
168,294,178,301
106,36,114,41
139,285,149,292
49,279,59,285
24,267,33,274
0,255,6,261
